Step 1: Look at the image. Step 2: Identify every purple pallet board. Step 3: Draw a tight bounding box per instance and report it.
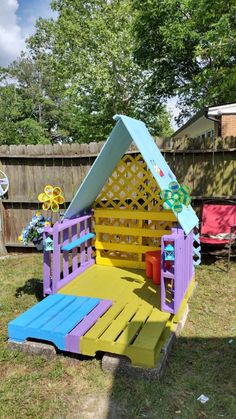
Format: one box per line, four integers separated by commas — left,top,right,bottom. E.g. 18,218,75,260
161,228,194,314
43,230,51,295
43,212,95,295
87,217,93,261
63,228,69,279
58,215,92,232
66,300,113,353
72,224,78,272
79,220,86,265
52,222,61,294
45,260,95,295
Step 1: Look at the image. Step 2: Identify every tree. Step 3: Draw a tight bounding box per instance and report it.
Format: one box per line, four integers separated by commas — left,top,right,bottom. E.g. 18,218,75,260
0,76,50,145
0,0,173,145
26,0,173,141
133,0,236,122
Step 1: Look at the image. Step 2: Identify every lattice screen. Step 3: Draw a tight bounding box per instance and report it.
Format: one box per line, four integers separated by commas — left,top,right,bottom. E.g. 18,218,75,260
93,153,176,268
94,154,163,210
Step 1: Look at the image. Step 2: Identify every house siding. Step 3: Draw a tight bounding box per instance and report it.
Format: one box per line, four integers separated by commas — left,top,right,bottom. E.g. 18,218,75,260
221,114,236,137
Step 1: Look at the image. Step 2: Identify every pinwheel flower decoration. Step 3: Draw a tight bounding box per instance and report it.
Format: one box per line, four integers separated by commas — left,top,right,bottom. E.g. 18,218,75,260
160,181,191,213
38,185,65,212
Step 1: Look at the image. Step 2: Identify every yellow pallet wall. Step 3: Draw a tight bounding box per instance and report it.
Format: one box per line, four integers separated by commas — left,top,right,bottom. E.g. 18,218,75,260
93,153,177,268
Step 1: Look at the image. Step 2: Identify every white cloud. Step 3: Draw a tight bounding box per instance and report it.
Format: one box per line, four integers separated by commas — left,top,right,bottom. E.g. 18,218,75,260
0,0,25,65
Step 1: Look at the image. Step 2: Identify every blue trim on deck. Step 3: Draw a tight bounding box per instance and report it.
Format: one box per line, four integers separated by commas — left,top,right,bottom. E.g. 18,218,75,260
8,294,100,350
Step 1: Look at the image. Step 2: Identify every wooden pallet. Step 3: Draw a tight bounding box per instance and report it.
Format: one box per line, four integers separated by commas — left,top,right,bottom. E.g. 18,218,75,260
8,294,112,352
8,266,195,368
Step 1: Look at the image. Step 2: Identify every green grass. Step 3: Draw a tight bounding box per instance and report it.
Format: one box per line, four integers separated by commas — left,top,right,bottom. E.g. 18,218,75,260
0,254,235,418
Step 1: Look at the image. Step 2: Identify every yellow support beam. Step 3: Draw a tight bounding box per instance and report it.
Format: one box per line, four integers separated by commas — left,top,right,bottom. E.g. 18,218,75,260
94,208,176,222
95,240,160,254
96,256,146,269
95,224,171,238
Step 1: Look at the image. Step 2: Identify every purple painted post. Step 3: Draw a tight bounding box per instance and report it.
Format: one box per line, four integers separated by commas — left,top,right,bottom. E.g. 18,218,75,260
72,224,78,272
43,226,53,296
87,217,92,262
79,220,86,266
52,222,61,294
63,228,69,279
161,228,194,314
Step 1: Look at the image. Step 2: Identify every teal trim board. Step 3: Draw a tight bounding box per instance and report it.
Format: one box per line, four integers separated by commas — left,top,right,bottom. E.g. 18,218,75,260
8,294,100,350
64,115,198,235
61,233,95,252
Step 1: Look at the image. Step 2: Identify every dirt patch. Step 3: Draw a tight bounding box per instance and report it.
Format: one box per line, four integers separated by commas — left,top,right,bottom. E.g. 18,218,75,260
68,394,127,419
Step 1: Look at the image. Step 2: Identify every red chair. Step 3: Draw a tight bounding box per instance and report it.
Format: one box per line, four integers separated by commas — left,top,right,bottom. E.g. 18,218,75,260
200,201,236,270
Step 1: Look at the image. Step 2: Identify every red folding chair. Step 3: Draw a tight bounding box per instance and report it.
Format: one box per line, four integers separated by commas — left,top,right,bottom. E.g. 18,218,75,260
200,201,236,270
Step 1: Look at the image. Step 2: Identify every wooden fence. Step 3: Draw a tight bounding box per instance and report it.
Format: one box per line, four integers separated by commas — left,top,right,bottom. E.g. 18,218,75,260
0,136,235,252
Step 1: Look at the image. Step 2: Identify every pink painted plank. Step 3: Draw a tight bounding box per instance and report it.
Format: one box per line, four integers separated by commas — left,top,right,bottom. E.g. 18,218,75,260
66,300,112,353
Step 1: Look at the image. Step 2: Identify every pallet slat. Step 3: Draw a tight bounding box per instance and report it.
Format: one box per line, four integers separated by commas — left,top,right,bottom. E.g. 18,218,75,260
100,301,140,342
94,209,176,221
95,257,146,269
95,241,160,254
95,225,170,238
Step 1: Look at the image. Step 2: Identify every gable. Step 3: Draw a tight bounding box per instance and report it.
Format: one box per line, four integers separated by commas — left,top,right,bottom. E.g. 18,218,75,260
64,115,199,234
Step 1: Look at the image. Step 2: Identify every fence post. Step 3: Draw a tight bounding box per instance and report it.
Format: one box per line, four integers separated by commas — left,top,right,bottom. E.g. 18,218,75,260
0,200,7,255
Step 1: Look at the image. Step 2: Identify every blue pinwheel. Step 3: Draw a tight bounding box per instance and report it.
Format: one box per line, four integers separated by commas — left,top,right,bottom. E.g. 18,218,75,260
160,181,191,213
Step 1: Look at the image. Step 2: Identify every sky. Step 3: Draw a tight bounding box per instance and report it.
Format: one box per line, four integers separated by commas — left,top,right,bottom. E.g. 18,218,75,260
0,0,179,128
0,0,54,66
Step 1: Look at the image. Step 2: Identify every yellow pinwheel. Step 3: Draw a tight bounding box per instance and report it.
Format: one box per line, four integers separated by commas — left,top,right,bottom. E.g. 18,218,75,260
38,185,65,212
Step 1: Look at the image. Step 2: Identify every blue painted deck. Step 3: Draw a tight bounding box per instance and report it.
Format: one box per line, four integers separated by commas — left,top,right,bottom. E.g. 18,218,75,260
8,294,101,350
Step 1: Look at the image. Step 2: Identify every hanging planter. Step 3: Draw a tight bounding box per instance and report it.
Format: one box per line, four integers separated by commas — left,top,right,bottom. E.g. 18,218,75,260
160,181,191,213
18,212,51,251
32,237,44,251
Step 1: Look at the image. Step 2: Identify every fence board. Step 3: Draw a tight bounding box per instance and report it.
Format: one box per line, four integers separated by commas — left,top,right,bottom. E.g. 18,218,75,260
0,139,235,251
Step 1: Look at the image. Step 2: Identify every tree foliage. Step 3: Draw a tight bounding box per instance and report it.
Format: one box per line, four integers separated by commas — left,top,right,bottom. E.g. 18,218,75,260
0,0,173,145
133,0,236,122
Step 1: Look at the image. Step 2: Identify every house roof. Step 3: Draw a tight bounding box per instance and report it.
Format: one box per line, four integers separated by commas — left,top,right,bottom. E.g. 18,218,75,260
173,102,236,138
207,102,236,116
172,110,204,138
64,115,198,235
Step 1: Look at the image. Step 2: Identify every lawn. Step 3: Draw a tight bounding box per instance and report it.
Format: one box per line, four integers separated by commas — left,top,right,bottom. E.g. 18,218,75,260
0,254,235,418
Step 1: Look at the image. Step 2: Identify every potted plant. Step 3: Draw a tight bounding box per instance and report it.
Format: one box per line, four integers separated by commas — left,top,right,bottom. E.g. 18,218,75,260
18,212,51,250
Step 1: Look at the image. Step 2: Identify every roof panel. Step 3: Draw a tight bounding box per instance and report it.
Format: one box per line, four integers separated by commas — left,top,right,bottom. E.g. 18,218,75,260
64,115,199,234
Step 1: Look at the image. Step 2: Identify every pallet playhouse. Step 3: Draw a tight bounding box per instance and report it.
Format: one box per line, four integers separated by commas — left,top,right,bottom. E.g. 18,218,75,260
8,115,199,369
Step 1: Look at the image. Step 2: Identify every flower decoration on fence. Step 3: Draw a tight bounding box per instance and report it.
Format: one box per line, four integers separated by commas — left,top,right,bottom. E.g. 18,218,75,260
38,185,65,212
18,212,51,249
160,181,191,213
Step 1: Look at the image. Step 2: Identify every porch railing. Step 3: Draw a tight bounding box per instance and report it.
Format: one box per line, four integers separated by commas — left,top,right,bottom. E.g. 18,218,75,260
43,214,95,295
161,228,193,314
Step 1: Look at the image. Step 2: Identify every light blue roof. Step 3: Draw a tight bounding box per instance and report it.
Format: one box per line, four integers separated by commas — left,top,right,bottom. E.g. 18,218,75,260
64,115,198,234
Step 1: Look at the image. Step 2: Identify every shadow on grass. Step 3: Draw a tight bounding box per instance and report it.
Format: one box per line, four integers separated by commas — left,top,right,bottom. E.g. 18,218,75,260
105,336,236,418
201,250,236,272
15,278,44,301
